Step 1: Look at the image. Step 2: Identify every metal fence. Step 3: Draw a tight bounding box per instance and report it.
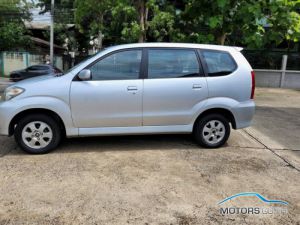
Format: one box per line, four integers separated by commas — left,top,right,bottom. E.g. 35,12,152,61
248,53,300,89
243,50,300,71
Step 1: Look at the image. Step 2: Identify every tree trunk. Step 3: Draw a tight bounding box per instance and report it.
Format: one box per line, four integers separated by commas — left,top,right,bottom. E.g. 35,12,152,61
98,31,103,50
137,0,147,43
217,33,227,45
97,15,104,50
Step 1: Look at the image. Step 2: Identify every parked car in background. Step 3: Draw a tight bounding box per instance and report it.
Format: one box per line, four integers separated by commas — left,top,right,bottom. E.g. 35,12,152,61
10,64,62,82
0,43,255,154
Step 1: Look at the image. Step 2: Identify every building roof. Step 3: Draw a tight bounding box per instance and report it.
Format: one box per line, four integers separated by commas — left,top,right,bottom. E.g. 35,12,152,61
30,37,66,50
25,21,75,30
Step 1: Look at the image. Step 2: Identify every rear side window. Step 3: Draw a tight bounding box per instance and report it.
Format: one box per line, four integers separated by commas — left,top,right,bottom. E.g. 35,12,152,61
148,49,200,79
201,50,237,76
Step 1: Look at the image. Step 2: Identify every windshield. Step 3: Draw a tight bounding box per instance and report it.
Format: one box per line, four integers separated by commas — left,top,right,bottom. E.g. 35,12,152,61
64,49,107,74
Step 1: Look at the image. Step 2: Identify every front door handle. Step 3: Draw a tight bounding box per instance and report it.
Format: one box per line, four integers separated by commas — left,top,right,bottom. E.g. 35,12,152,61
127,86,138,91
193,84,202,89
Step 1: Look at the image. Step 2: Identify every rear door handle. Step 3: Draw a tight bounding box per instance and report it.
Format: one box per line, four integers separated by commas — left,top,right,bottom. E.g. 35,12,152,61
127,86,138,91
193,84,202,89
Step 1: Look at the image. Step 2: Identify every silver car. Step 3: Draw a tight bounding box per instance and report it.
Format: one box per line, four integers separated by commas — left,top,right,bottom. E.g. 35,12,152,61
0,43,255,154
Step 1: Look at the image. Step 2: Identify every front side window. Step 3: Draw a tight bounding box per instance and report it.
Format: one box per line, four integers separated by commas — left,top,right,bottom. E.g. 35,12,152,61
89,50,142,80
201,50,237,76
148,49,200,79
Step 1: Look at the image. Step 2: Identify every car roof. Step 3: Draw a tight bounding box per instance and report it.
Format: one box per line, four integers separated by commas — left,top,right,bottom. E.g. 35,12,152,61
106,42,242,52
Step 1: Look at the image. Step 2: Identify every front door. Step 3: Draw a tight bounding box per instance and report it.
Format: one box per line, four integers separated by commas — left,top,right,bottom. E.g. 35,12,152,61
70,49,143,128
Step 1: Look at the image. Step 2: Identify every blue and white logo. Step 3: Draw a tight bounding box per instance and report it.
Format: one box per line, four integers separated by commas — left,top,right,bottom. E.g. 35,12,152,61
218,192,289,215
218,192,289,205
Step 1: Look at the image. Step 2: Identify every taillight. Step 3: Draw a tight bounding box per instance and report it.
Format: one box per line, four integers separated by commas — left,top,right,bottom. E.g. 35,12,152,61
251,71,255,99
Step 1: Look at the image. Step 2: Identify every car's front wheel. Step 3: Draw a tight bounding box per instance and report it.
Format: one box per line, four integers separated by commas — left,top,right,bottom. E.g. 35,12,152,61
14,114,62,154
193,114,230,148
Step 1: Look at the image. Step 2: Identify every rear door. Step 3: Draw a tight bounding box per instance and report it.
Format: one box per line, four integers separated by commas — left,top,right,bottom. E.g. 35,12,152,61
143,48,208,126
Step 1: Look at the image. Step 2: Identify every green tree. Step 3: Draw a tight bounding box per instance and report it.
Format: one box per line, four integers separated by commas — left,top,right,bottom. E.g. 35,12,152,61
38,0,300,50
74,0,178,45
74,0,115,49
183,0,263,45
0,0,32,50
38,0,82,51
260,0,300,49
148,1,178,42
183,0,300,48
109,0,178,43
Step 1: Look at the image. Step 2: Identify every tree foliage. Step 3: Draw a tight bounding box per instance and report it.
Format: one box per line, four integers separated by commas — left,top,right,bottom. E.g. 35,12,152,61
72,0,300,49
0,0,32,50
17,0,300,51
182,0,300,48
38,0,81,51
74,0,114,49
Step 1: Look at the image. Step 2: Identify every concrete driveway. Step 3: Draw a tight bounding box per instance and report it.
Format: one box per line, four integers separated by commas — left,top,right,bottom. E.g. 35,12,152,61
0,88,299,225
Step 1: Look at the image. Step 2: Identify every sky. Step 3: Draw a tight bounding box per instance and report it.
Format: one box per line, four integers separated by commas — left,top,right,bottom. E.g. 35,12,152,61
28,0,51,25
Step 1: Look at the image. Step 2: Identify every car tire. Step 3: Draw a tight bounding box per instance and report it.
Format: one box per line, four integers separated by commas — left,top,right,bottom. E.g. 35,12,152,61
193,114,230,148
14,114,62,154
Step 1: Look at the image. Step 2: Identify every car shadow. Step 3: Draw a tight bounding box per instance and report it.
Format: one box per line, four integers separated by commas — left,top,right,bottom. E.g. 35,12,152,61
56,134,202,154
4,133,229,155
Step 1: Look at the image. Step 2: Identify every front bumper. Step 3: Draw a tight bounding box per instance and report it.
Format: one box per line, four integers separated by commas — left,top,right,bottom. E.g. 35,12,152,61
0,100,17,136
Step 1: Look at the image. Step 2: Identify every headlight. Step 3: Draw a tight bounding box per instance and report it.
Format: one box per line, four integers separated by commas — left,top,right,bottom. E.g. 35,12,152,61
3,86,25,101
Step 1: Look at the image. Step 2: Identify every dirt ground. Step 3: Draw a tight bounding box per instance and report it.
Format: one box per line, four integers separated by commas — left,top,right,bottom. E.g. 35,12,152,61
0,88,299,225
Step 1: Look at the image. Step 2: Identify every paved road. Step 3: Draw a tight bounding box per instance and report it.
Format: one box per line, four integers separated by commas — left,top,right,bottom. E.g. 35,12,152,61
247,88,300,171
0,88,299,225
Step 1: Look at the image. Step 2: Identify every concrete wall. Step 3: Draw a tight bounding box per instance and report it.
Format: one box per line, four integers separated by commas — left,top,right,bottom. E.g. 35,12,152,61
3,52,26,75
284,71,300,89
55,56,63,71
255,69,300,89
29,54,44,67
0,51,64,77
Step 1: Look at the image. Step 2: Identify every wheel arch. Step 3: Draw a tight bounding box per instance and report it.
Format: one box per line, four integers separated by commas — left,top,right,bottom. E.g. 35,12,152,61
193,108,237,131
9,108,66,136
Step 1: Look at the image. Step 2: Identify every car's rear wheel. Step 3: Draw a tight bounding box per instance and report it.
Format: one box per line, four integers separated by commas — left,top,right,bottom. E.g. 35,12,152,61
193,114,230,148
14,114,62,154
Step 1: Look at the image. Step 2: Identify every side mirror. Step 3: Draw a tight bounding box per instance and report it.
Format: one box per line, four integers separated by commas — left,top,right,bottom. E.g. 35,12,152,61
78,69,92,81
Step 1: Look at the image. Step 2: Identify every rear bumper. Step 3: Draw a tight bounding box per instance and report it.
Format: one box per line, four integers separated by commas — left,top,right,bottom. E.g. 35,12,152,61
232,100,255,129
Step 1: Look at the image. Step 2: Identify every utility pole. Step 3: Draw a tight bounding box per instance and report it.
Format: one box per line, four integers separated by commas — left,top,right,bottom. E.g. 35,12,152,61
50,0,54,65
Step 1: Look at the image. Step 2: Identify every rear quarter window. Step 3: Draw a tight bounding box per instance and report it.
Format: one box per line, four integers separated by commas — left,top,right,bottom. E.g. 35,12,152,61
201,50,237,76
